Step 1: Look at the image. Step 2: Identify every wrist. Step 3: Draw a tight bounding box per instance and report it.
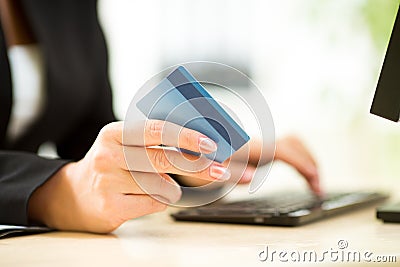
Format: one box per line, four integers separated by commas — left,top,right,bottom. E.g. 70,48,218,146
28,162,77,228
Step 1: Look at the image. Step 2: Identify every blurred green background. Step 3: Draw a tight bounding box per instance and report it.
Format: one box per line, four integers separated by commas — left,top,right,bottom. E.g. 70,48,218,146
361,0,399,50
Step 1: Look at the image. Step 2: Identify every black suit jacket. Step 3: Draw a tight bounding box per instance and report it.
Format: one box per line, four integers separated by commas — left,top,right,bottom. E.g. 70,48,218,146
0,0,115,225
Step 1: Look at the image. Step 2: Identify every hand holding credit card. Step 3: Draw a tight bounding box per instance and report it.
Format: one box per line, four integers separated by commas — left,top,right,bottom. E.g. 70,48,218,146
136,66,250,163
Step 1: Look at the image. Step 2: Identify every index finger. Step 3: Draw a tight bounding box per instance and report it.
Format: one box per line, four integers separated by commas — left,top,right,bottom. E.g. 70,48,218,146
123,120,218,154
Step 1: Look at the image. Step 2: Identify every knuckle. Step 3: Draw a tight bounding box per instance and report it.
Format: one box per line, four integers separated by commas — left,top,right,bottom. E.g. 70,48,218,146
91,145,123,171
183,129,197,149
91,147,109,171
98,122,122,142
152,149,171,171
98,123,113,138
146,120,164,140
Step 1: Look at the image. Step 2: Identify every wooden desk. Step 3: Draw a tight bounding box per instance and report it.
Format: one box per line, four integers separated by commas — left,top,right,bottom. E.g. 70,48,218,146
0,205,399,267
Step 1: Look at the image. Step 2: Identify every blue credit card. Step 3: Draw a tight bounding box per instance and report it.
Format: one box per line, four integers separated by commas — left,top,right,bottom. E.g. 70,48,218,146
136,66,250,163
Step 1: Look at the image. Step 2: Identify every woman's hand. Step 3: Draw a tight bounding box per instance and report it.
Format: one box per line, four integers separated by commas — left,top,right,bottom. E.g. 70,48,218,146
233,136,322,195
175,136,322,197
28,120,230,233
274,136,321,196
213,136,321,196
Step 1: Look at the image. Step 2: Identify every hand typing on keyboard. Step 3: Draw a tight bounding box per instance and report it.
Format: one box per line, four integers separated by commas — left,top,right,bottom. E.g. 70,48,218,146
274,136,322,196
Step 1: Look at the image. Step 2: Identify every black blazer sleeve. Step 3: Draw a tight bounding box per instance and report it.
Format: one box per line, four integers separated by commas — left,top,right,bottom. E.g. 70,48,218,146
0,151,70,225
0,0,114,226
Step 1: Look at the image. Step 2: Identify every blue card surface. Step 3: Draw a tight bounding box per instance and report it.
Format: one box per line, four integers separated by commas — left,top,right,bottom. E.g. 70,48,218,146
136,66,250,163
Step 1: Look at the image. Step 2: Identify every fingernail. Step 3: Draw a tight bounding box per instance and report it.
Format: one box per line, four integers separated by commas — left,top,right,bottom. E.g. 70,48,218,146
241,169,254,183
210,164,231,181
199,137,217,154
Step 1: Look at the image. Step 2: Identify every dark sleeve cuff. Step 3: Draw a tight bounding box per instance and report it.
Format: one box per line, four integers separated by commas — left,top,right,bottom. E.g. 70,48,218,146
0,151,70,225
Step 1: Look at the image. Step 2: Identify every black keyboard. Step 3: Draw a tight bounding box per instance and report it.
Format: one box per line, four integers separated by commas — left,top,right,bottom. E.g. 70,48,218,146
171,191,388,226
